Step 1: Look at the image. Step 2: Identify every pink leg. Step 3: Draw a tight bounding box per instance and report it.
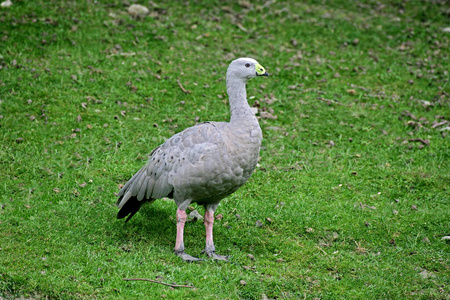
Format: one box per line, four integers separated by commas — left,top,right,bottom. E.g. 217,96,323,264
204,210,215,252
174,208,202,262
174,209,186,252
203,210,229,261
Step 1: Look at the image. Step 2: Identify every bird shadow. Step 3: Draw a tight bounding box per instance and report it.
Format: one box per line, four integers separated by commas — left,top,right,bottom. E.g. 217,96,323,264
111,203,205,250
110,203,234,261
112,205,174,241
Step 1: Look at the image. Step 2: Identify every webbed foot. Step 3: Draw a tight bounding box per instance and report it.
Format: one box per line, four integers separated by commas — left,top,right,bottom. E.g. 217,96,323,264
202,249,229,261
175,250,203,262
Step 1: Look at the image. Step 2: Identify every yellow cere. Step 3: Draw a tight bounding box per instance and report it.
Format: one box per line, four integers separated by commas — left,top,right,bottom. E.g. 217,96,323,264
255,63,266,75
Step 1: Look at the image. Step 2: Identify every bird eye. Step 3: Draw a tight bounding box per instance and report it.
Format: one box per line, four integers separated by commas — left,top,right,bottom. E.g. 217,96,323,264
245,63,250,68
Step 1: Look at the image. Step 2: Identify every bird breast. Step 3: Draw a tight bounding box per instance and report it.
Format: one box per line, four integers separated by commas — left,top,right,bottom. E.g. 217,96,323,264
164,121,262,204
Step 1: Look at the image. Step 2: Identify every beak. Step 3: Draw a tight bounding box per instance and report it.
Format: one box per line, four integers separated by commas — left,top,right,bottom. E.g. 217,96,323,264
255,63,269,76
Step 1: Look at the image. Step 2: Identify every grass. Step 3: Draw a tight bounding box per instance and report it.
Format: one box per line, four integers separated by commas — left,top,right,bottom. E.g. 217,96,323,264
1,0,449,298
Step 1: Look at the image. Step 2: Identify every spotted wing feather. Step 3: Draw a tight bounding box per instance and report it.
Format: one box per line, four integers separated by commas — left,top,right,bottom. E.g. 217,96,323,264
116,122,226,221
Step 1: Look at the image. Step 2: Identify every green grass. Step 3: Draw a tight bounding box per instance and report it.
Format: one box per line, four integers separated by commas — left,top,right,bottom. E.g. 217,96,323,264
1,0,449,299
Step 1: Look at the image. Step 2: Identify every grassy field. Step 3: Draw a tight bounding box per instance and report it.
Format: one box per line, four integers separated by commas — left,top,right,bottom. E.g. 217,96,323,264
1,0,449,299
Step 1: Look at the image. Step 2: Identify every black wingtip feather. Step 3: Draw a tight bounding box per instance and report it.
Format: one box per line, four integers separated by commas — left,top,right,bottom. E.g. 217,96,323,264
117,196,144,222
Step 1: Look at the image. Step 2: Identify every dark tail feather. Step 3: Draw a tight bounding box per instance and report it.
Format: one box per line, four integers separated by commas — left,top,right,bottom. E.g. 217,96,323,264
117,196,145,222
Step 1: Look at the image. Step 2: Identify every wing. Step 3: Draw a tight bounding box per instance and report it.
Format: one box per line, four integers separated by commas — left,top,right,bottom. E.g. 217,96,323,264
116,122,227,213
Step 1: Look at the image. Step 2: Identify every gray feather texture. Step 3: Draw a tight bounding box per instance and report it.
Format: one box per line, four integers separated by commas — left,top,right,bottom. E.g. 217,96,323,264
117,119,262,209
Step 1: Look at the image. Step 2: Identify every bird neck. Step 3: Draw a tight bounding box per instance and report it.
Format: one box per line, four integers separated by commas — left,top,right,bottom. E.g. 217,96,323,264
226,76,253,123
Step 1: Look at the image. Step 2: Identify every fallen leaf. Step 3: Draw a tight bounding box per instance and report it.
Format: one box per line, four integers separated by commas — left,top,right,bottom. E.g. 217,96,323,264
215,213,223,220
255,220,263,227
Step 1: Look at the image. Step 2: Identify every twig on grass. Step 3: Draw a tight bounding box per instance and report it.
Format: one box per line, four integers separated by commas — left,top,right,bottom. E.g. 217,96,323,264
177,79,191,94
123,278,195,288
408,138,430,146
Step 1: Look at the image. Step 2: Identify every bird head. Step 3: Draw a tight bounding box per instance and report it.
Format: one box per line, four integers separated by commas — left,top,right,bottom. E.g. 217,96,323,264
227,58,269,81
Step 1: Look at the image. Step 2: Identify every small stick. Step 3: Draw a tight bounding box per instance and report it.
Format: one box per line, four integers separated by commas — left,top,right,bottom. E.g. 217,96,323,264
177,79,191,94
408,138,430,145
431,120,448,129
123,278,195,288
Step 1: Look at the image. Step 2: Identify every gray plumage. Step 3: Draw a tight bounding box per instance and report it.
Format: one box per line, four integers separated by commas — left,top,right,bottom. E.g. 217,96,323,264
116,57,268,261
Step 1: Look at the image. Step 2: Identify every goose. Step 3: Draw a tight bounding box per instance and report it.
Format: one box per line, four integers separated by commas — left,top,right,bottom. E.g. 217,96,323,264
116,57,268,261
